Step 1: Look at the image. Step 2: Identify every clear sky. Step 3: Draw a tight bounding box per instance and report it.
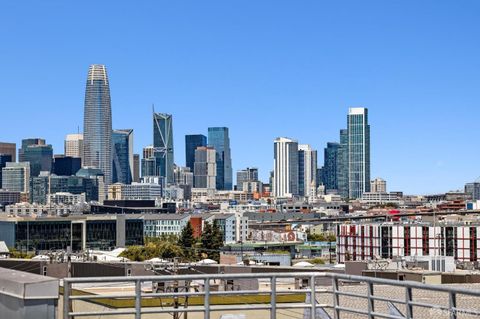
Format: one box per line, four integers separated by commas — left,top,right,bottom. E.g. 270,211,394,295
1,1,479,195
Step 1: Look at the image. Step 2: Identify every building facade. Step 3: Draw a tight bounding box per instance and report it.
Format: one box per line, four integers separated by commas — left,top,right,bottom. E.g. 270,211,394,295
133,154,140,182
348,107,370,199
53,155,81,176
194,147,217,189
83,64,113,184
153,113,174,184
2,162,30,194
273,137,298,198
0,142,16,162
64,134,84,164
185,134,207,172
19,138,53,177
236,167,259,191
208,127,232,190
112,129,134,184
371,178,387,193
298,144,317,198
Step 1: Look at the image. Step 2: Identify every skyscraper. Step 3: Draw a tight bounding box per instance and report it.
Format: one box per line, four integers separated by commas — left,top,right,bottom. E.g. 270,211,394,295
273,137,299,198
236,168,259,191
83,64,112,184
0,154,12,187
208,127,232,190
53,155,81,176
348,107,371,199
112,129,134,184
65,133,84,164
19,138,53,177
323,142,340,192
298,144,317,198
2,162,30,194
185,134,207,172
0,142,16,162
337,129,349,199
153,113,174,184
194,146,217,189
133,154,140,182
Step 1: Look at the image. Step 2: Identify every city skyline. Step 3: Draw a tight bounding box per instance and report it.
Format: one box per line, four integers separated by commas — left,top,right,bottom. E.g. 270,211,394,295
2,2,480,194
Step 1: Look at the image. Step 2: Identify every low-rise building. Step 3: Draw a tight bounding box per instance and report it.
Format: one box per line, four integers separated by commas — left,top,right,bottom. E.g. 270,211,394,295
143,214,190,238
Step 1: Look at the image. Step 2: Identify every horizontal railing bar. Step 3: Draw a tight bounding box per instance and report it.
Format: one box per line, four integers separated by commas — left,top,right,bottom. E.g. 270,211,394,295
334,290,369,299
369,311,407,319
370,295,406,305
335,306,370,316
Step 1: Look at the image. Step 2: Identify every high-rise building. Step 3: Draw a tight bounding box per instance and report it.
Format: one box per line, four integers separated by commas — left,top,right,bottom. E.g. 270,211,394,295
2,162,30,194
298,144,317,198
174,165,194,187
348,107,371,199
19,138,53,177
53,155,81,176
337,129,349,199
316,167,324,187
236,168,259,191
323,142,340,192
208,127,232,190
153,113,174,184
371,178,387,193
465,180,480,201
112,129,134,184
83,64,112,184
30,172,50,204
0,154,12,188
194,146,216,189
65,133,84,164
133,154,140,182
0,142,16,162
185,135,207,172
273,137,299,198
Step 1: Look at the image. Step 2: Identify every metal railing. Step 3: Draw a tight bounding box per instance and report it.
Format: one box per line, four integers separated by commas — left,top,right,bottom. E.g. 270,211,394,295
63,272,480,319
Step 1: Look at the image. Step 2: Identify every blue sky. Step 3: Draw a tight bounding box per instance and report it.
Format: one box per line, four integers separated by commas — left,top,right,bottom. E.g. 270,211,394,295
1,1,479,194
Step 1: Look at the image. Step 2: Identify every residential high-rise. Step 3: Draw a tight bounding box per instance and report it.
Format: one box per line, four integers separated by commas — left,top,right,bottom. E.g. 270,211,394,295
2,162,30,194
0,142,16,162
153,113,174,184
236,168,259,191
185,135,207,172
19,138,53,177
112,129,134,184
133,154,140,182
65,134,84,164
298,144,317,198
273,137,299,198
337,129,349,199
83,64,112,184
323,142,340,192
208,127,232,190
0,154,12,187
194,146,216,189
348,107,371,199
371,178,387,193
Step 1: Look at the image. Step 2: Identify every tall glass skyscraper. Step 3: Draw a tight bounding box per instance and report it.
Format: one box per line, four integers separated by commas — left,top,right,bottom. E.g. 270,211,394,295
19,138,53,177
112,129,134,184
273,137,298,198
208,127,232,190
185,134,207,172
348,107,370,199
323,142,340,192
337,129,349,199
153,113,174,184
83,64,112,185
298,145,317,198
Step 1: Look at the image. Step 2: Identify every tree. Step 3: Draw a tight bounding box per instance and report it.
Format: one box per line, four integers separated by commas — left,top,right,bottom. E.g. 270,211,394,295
179,221,195,260
200,221,224,262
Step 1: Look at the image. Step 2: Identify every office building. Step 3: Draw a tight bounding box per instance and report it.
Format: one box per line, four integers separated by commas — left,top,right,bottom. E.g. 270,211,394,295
323,142,340,192
83,64,113,184
298,144,317,198
133,154,140,182
0,190,21,206
185,134,207,172
19,138,53,177
0,154,12,188
236,168,258,191
348,107,370,199
153,113,174,184
2,162,30,194
273,137,298,198
465,180,480,201
112,129,134,184
371,178,387,193
194,146,217,189
108,183,162,201
0,142,16,162
64,133,84,164
144,215,191,238
208,127,232,190
30,172,50,204
53,155,81,176
174,165,194,187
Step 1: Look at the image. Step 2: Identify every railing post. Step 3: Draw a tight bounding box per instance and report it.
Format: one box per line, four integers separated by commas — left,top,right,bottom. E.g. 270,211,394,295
367,282,375,319
204,278,211,319
270,276,277,319
135,280,142,319
310,275,316,319
449,292,457,319
405,287,413,319
333,277,340,319
63,280,70,319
